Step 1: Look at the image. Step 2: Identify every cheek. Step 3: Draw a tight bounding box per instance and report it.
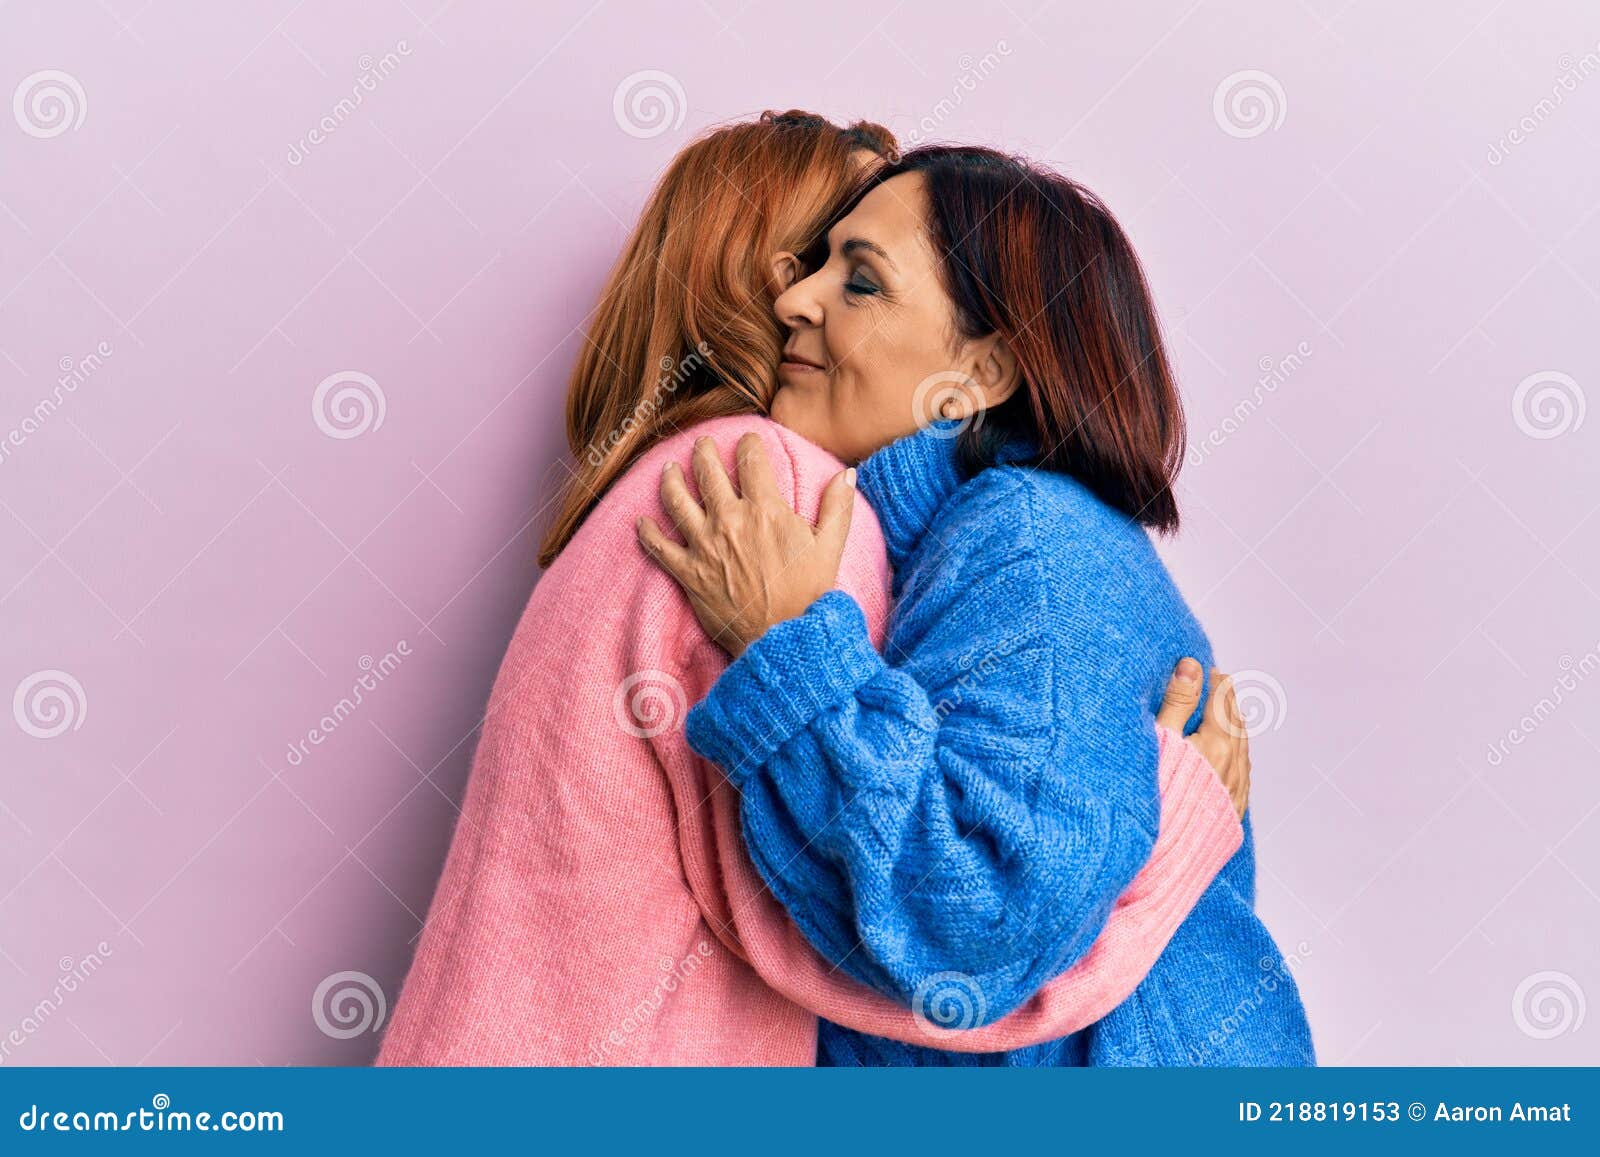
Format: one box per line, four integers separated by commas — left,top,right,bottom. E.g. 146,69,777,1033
821,306,944,455
826,316,889,408
823,308,871,373
848,329,932,431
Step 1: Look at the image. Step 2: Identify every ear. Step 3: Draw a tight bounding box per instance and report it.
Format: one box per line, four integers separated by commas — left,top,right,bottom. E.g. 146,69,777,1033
966,333,1022,410
770,251,802,293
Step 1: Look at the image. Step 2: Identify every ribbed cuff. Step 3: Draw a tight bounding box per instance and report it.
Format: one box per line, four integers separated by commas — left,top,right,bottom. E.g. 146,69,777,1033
1130,725,1244,905
686,590,883,786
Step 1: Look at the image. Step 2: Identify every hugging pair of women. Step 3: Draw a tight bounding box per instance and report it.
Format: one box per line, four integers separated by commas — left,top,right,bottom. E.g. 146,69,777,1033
374,111,1316,1067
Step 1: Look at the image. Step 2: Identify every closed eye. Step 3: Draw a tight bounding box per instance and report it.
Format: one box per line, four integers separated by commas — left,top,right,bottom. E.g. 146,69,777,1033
798,235,830,276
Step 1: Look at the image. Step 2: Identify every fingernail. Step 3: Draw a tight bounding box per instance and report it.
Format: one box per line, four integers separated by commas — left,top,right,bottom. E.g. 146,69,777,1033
1176,657,1201,684
844,468,857,487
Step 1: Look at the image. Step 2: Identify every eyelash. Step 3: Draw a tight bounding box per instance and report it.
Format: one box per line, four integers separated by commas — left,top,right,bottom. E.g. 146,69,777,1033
844,274,880,298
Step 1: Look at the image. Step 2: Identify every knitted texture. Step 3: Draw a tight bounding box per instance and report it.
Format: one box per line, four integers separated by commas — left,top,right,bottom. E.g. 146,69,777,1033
374,416,1244,1066
687,421,1316,1067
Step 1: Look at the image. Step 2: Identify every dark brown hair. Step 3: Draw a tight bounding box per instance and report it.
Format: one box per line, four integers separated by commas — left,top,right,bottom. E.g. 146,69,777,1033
538,110,895,566
863,145,1186,532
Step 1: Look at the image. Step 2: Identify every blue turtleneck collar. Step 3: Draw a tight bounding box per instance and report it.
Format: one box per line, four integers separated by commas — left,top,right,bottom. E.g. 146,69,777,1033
855,419,1039,571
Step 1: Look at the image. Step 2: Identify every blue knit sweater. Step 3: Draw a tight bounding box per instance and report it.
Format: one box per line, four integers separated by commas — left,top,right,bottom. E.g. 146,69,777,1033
686,421,1315,1066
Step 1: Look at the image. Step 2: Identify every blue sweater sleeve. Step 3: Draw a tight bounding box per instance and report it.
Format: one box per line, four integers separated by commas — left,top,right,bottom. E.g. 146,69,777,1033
686,530,1160,1026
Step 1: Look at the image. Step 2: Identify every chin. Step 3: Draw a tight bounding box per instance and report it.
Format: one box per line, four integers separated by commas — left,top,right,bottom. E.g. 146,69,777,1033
772,388,855,461
769,390,811,436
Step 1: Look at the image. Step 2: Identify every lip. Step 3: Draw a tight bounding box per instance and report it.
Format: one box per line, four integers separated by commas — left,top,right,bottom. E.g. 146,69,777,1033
780,349,826,373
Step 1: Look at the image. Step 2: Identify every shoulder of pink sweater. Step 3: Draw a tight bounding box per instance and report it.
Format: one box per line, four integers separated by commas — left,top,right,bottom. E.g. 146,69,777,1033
569,416,892,645
609,415,858,515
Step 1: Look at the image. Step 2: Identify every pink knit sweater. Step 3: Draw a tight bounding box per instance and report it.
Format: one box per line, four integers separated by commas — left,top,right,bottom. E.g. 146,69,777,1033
375,416,1243,1066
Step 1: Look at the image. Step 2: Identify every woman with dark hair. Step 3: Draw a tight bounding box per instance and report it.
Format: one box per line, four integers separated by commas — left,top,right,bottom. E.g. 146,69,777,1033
639,145,1316,1065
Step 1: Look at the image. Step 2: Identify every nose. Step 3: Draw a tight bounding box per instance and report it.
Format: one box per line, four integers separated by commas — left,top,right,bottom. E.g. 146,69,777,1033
773,265,825,330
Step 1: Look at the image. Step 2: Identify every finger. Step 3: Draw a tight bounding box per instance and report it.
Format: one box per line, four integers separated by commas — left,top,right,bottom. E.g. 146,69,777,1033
691,437,738,513
1204,669,1228,726
815,468,856,557
1209,668,1248,761
1155,657,1204,731
1212,670,1245,739
636,516,692,577
1234,739,1251,816
1229,713,1250,769
735,433,784,507
659,461,707,542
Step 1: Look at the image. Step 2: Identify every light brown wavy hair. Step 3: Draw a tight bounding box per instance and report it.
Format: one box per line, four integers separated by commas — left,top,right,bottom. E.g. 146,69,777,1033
537,110,895,567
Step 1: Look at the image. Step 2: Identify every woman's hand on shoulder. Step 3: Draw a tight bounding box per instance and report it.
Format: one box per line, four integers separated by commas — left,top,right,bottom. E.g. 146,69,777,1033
636,432,856,657
1156,659,1250,820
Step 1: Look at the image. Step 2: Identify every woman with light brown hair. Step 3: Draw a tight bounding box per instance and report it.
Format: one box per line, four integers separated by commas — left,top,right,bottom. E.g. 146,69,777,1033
539,113,895,564
377,112,1248,1065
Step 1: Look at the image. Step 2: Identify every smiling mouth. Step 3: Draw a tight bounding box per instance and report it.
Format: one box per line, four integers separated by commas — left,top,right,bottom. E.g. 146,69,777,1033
780,350,826,372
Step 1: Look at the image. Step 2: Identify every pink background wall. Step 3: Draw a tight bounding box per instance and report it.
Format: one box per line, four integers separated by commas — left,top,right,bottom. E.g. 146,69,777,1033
2,0,1597,1065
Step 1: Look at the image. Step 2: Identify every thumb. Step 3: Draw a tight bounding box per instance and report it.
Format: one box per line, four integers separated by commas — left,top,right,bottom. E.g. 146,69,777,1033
1155,657,1204,732
814,467,857,556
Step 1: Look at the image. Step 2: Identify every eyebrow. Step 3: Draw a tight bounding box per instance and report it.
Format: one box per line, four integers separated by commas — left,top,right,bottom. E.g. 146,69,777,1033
840,237,898,272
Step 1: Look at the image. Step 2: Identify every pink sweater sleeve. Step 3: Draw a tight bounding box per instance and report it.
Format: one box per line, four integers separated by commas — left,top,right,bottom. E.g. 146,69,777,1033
650,419,1244,1052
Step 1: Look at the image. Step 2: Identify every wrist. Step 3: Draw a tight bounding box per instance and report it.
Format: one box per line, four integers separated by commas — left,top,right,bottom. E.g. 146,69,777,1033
731,590,832,656
686,591,882,782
